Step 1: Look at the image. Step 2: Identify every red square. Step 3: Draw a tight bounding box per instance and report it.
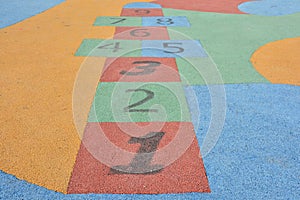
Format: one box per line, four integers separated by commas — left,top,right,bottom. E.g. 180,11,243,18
100,57,181,82
114,27,169,40
67,122,210,194
121,8,164,16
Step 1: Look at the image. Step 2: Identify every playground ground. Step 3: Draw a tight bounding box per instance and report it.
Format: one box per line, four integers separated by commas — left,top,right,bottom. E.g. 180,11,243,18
0,0,299,199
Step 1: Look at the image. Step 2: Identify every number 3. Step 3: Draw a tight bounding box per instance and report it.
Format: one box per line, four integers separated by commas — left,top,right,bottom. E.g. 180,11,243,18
120,61,161,76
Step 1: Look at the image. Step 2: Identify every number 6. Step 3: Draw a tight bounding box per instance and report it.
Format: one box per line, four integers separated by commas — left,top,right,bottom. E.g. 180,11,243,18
130,29,151,37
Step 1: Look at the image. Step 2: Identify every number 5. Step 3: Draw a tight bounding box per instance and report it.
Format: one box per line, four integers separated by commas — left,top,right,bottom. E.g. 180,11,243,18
163,42,184,53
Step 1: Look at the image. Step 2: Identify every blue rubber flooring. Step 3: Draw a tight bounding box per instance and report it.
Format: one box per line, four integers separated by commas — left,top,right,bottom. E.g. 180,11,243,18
238,0,300,16
0,0,64,28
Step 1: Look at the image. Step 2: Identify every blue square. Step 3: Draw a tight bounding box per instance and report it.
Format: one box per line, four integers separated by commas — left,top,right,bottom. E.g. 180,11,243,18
142,40,208,58
142,16,190,27
124,2,162,8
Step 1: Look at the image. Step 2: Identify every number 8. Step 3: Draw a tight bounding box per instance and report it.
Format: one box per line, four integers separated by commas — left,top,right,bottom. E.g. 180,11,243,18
157,18,174,25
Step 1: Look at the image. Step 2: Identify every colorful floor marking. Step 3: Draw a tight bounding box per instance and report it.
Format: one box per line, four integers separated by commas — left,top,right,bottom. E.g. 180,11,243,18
94,16,190,27
142,16,190,27
1,0,300,198
152,0,250,14
142,40,206,57
68,122,209,194
76,39,207,57
101,57,179,82
94,16,142,26
251,37,300,86
238,0,300,16
68,2,210,194
87,82,191,122
75,39,142,57
121,8,164,16
116,5,168,39
124,2,162,9
114,27,170,39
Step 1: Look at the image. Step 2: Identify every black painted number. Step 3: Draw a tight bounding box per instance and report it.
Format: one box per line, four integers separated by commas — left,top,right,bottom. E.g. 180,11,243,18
157,18,174,25
124,89,158,113
130,28,150,37
163,42,184,53
134,9,150,15
110,18,126,24
97,42,121,53
110,132,165,174
120,61,161,76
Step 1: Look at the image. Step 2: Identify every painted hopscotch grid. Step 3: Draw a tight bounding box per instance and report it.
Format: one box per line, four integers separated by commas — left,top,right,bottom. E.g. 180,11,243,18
75,39,207,58
94,16,190,27
68,2,210,194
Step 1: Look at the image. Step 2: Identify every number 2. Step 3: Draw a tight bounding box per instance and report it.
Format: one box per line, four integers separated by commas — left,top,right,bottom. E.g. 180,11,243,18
124,89,158,113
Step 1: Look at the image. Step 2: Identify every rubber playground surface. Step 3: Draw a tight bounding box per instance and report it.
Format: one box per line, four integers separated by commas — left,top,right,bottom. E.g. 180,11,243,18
0,0,299,199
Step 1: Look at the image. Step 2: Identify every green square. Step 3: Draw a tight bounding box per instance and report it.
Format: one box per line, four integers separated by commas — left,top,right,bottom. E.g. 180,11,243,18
176,57,224,85
94,17,142,26
75,39,142,57
88,82,191,122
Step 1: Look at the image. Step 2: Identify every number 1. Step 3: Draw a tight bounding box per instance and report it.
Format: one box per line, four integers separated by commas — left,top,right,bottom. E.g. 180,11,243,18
110,132,165,174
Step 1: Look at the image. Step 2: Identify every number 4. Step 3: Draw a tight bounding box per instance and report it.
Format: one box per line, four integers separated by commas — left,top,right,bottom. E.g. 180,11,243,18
97,42,122,53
